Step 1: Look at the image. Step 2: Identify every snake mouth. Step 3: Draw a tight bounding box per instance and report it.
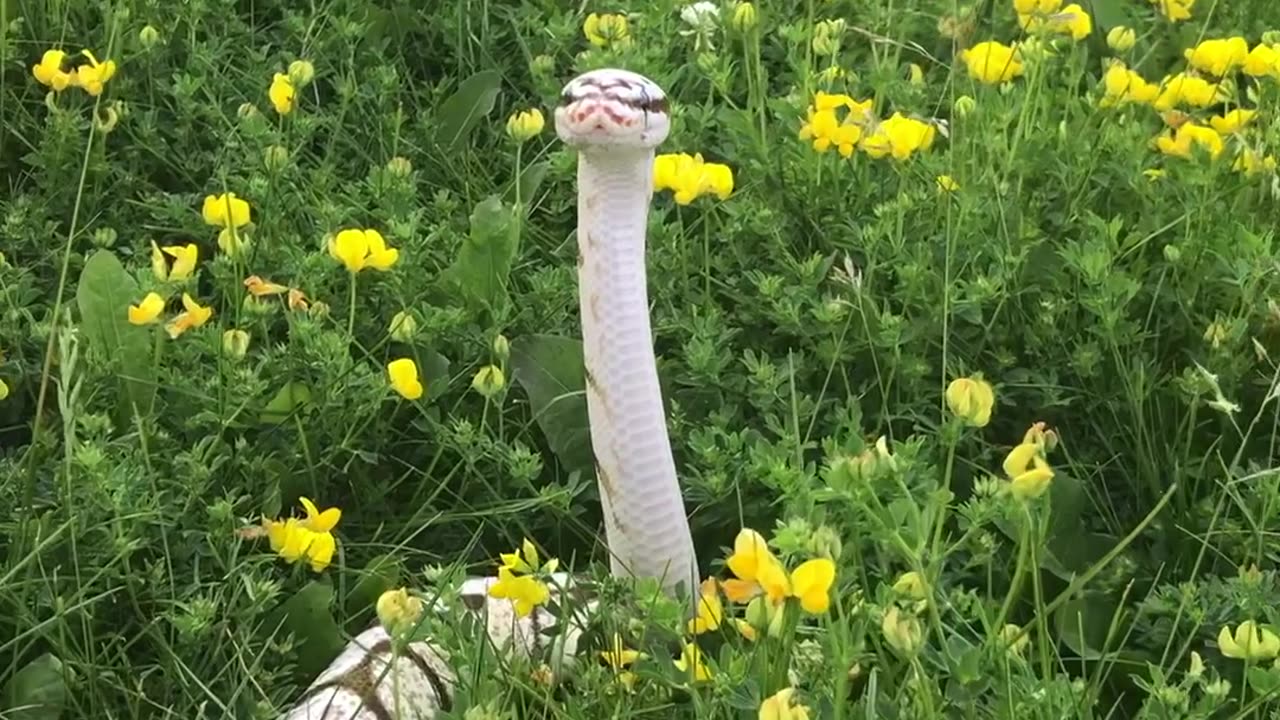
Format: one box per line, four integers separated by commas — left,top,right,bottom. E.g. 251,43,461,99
554,69,672,147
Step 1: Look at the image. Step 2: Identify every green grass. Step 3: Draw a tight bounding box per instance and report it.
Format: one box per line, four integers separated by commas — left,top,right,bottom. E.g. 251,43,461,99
4,0,1280,717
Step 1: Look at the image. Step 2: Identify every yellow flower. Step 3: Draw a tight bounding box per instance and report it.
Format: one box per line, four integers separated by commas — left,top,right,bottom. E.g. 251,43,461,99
157,243,199,281
797,92,875,158
860,113,937,161
1150,0,1194,22
1153,73,1224,111
128,292,165,325
936,175,960,192
202,193,252,229
688,578,724,634
387,358,424,400
1106,26,1136,52
269,72,296,114
265,496,342,572
1244,43,1280,78
376,588,425,636
722,528,781,603
1013,0,1062,12
945,376,995,427
1154,122,1225,160
960,41,1024,84
584,12,631,49
1184,37,1249,77
1233,148,1277,176
1019,4,1091,41
759,687,811,720
32,49,73,91
71,50,117,96
487,566,550,618
601,633,642,669
1209,108,1256,134
1003,442,1055,500
789,558,836,613
288,59,316,87
653,153,734,205
506,108,545,142
328,228,400,272
165,293,215,339
1219,621,1280,661
499,537,556,574
673,641,712,681
389,310,418,342
1098,62,1160,108
244,275,289,297
222,329,251,359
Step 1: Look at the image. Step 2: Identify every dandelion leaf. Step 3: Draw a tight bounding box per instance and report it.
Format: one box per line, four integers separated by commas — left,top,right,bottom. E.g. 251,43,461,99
444,195,520,316
432,70,502,154
263,581,345,678
509,333,594,473
258,381,313,425
1,652,68,720
74,250,157,418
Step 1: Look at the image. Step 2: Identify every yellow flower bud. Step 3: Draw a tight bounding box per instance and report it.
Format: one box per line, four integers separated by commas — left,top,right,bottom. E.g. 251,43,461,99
386,156,413,177
954,94,976,116
471,364,506,398
907,62,925,86
892,571,927,600
288,59,316,87
237,102,259,119
492,334,510,361
731,2,757,31
506,108,545,142
0,379,9,401
264,144,289,171
530,54,555,77
389,311,418,342
945,376,995,426
139,25,160,49
881,606,923,656
93,105,119,134
222,329,250,359
999,623,1029,656
376,587,425,638
1106,26,1136,52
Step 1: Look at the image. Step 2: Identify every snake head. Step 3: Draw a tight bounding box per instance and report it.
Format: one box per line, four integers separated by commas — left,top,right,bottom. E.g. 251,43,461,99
554,68,670,151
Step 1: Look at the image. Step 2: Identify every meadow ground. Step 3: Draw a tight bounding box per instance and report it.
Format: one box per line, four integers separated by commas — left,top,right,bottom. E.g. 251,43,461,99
4,0,1280,718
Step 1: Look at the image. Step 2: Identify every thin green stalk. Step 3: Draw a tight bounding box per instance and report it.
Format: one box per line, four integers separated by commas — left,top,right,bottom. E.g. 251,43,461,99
347,273,358,337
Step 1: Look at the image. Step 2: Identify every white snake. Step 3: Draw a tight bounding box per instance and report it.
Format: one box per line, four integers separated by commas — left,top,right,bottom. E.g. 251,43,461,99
282,68,699,719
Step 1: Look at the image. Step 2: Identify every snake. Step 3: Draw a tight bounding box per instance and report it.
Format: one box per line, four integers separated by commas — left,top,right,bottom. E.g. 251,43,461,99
281,68,699,719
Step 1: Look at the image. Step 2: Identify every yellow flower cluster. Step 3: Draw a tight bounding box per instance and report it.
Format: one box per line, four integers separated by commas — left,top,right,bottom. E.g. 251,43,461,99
1014,0,1092,41
798,92,935,161
486,538,555,617
1095,33,1280,173
1150,0,1194,22
128,291,215,339
1219,621,1280,661
583,12,632,49
653,152,734,204
946,376,995,427
264,497,341,573
202,192,253,256
721,528,836,614
32,48,117,96
328,228,400,273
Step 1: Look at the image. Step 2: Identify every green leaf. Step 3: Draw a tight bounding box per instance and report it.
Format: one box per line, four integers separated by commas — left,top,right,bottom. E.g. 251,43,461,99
502,160,550,211
417,349,452,402
258,381,313,425
1085,0,1131,31
432,70,502,153
443,196,521,315
1,652,68,720
1053,593,1118,660
343,554,404,621
74,250,156,417
262,581,346,678
509,334,594,472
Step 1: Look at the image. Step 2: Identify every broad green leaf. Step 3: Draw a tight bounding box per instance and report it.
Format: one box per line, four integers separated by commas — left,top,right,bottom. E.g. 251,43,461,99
75,250,156,417
444,196,521,315
258,381,313,425
1,652,67,720
432,70,502,153
502,160,550,211
1086,0,1131,31
343,554,404,621
509,333,594,472
1053,593,1118,660
417,349,452,402
262,581,346,678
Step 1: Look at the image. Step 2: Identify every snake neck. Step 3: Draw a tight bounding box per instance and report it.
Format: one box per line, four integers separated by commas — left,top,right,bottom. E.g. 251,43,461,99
575,148,700,599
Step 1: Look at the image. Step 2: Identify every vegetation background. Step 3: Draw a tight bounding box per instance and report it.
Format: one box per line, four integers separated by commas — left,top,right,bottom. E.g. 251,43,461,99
3,0,1280,717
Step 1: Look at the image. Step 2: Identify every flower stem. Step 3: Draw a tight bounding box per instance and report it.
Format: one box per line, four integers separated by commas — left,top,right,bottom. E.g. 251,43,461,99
995,511,1030,630
347,273,358,338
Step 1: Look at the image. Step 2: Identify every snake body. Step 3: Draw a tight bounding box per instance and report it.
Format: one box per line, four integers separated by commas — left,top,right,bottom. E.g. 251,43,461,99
555,68,700,598
281,68,696,718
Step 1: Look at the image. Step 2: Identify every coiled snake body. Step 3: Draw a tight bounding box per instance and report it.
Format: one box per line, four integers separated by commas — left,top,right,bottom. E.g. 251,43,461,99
283,69,698,719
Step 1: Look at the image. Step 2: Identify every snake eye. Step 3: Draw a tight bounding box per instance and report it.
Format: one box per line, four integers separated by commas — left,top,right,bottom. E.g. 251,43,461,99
560,89,575,106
